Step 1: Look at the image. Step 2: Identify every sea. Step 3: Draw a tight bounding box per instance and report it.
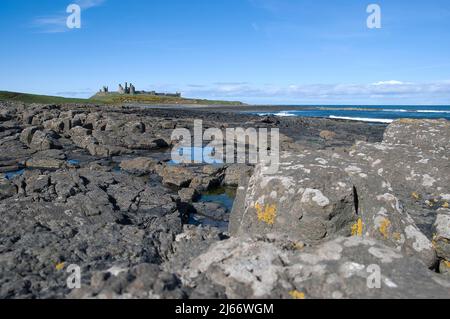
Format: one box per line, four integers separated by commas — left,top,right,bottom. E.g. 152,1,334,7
255,105,450,123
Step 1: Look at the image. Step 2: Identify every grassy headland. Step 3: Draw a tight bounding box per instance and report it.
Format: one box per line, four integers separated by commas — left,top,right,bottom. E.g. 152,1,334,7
90,92,244,106
0,91,103,104
0,91,244,106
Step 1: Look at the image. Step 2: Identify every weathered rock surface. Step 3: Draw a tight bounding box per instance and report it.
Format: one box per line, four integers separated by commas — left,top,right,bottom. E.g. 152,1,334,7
0,178,17,200
1,101,447,299
433,208,450,261
383,119,450,150
119,157,157,176
182,236,450,299
69,263,185,299
29,130,62,151
230,120,449,269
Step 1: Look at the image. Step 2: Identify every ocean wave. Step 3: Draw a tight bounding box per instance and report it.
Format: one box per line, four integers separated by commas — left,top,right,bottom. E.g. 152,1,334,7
415,110,450,114
329,116,394,123
381,109,408,112
274,111,296,117
318,107,450,114
318,107,408,112
257,112,296,117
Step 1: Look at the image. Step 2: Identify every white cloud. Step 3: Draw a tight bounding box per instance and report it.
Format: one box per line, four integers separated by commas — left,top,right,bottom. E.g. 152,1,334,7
372,80,406,86
76,0,106,10
179,80,450,104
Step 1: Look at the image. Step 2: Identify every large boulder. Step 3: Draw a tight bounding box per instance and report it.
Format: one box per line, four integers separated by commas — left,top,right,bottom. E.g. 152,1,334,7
43,118,71,134
349,140,450,238
223,164,253,186
159,165,196,189
230,151,358,244
119,157,157,176
433,208,450,262
19,126,40,146
230,119,450,268
383,119,450,150
29,130,61,151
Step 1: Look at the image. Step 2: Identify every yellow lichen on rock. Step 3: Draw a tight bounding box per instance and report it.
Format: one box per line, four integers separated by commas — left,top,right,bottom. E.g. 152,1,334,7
444,260,450,268
393,232,402,241
379,218,391,239
55,262,65,271
443,202,449,209
411,192,421,200
351,218,364,237
255,203,277,225
289,290,306,299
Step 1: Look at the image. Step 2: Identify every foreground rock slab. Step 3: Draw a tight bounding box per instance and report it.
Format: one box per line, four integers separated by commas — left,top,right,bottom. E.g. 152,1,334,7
182,236,450,299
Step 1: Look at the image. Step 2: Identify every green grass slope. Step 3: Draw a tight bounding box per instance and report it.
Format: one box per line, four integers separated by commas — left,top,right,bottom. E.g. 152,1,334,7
0,91,102,104
90,92,244,106
0,91,244,106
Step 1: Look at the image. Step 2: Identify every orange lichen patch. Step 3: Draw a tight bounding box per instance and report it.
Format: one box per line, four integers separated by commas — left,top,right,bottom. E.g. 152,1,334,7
294,242,305,250
432,239,438,249
444,261,450,268
392,232,402,241
379,218,391,239
55,262,65,271
411,192,421,200
255,203,277,225
351,218,364,237
289,290,305,300
443,202,449,209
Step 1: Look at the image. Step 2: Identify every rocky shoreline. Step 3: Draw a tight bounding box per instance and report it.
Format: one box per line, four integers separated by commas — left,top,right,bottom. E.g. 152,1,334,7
0,101,448,299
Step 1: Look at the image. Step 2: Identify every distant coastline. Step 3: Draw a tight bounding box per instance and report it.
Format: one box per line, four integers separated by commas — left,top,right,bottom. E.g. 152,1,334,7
2,90,450,123
0,90,244,106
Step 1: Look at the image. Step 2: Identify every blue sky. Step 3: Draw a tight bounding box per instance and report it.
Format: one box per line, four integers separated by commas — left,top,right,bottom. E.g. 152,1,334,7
1,0,450,105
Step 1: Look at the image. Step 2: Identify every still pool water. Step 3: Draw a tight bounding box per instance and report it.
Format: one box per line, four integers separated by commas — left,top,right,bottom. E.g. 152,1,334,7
169,147,223,165
3,169,25,180
198,187,237,211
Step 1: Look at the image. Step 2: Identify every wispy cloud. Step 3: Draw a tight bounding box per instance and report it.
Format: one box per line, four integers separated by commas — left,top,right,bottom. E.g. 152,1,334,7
76,0,106,10
179,80,450,105
33,16,68,33
33,0,106,33
55,89,95,98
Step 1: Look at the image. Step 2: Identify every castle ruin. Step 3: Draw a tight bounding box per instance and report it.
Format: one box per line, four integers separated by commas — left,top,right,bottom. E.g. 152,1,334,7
99,82,181,98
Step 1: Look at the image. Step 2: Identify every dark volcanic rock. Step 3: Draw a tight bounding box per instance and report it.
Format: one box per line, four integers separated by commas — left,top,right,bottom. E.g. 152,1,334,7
0,178,17,200
1,101,447,299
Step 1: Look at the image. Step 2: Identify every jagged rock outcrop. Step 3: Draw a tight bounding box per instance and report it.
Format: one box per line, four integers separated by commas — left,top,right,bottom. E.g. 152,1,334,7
230,120,450,269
